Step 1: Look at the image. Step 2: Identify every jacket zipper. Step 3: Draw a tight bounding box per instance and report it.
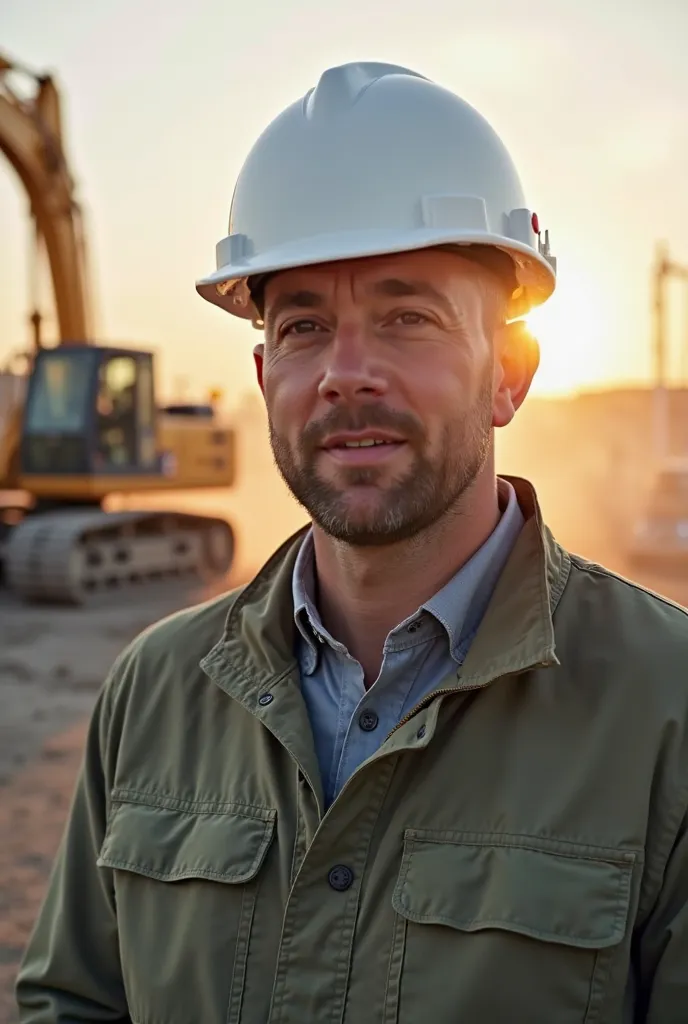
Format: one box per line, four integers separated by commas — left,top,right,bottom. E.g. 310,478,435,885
319,661,553,816
384,685,477,741
385,660,553,741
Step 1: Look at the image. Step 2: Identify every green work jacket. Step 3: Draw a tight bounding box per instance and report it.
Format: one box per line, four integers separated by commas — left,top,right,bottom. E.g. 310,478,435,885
16,478,688,1023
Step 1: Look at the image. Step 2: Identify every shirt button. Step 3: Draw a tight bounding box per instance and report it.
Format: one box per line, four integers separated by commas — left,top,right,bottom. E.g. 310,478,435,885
359,709,379,732
407,621,420,633
328,865,354,892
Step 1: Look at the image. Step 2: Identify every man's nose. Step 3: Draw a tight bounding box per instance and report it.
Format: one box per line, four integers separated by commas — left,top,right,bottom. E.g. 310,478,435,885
317,327,388,405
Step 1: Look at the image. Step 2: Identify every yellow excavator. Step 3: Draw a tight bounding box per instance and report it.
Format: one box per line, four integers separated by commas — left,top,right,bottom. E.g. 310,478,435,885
0,52,236,603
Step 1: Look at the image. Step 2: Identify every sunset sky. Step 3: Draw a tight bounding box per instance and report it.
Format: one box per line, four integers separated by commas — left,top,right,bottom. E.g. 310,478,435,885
2,0,688,406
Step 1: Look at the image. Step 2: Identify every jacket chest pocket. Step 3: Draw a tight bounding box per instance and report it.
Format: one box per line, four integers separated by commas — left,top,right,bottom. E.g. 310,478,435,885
97,791,276,1024
385,830,635,1024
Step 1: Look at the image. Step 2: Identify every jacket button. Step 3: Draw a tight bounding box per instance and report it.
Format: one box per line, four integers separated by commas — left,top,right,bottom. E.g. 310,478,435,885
258,693,274,706
328,865,354,891
416,724,426,739
358,709,379,732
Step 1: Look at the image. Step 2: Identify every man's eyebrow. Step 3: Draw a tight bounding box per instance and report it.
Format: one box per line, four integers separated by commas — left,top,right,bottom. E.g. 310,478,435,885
265,290,323,323
371,278,453,311
264,278,454,323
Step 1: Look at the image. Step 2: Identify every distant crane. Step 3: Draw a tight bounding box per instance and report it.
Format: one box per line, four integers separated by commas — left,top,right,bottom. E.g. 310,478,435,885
627,243,688,571
651,243,688,461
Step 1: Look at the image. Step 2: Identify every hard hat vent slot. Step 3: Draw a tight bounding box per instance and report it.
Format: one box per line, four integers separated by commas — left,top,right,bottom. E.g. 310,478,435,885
216,233,251,269
421,195,488,232
507,208,537,247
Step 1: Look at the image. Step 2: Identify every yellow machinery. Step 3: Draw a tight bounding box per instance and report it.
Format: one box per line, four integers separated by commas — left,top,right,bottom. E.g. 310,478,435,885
0,52,236,602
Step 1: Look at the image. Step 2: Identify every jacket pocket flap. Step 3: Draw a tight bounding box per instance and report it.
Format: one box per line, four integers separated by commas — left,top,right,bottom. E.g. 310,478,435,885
98,791,276,884
392,831,635,949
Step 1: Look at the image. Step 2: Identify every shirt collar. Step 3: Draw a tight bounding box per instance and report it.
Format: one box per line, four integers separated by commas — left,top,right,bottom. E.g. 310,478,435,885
292,529,322,672
292,477,525,672
421,478,524,661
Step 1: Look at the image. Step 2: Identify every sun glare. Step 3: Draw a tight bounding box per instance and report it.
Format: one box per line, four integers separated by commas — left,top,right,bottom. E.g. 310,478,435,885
524,269,612,396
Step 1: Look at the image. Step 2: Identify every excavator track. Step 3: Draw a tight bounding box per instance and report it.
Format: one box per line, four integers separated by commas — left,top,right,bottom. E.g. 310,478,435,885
4,509,235,604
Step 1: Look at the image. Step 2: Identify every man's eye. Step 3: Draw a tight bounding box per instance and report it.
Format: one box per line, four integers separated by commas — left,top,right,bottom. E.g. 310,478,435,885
394,311,430,326
282,318,323,336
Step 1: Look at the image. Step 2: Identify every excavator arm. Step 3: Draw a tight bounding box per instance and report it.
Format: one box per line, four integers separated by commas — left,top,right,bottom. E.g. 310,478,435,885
0,52,236,603
0,53,92,343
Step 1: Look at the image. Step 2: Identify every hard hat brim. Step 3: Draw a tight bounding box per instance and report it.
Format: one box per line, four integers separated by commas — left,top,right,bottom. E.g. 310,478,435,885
196,228,556,324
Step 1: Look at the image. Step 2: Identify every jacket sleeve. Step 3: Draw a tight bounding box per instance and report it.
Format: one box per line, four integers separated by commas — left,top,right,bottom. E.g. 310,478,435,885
15,670,131,1023
637,805,688,1023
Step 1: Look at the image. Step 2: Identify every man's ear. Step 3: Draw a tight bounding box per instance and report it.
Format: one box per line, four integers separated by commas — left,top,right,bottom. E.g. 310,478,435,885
253,343,265,396
492,321,540,428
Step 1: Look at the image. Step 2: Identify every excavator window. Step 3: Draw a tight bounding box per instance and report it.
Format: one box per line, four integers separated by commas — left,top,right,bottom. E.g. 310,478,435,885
21,346,159,477
21,348,97,474
24,350,94,435
95,354,139,469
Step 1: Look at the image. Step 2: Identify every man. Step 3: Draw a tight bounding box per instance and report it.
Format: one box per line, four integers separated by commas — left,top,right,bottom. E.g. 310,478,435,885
16,62,688,1023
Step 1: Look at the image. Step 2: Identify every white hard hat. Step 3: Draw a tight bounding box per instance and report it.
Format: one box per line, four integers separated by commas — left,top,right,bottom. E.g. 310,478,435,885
196,62,557,324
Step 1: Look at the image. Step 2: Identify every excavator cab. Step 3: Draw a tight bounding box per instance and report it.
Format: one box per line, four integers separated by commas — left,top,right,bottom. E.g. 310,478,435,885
6,343,236,603
20,345,160,493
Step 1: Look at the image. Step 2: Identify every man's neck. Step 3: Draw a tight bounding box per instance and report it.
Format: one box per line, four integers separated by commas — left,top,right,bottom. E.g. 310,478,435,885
311,471,502,686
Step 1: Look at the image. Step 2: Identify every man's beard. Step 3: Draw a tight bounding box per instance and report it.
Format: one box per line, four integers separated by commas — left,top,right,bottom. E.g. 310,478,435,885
268,377,493,547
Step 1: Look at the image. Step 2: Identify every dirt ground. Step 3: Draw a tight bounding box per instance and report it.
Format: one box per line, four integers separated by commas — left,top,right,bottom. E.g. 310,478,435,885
0,722,105,1022
0,571,246,1024
2,392,688,1022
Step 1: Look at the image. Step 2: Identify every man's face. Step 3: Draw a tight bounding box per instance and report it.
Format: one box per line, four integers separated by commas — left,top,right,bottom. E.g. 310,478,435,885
254,249,505,546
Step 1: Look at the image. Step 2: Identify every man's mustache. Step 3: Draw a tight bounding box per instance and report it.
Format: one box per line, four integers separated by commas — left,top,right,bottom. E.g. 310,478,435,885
300,404,425,452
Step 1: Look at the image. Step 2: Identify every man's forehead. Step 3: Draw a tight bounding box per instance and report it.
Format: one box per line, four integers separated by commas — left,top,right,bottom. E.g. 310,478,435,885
264,249,482,301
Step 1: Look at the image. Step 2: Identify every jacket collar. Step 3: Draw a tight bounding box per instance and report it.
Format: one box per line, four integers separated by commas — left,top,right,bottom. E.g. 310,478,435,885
200,476,569,700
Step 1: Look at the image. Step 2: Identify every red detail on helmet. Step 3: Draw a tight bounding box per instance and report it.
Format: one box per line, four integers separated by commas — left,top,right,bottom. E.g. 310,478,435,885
531,212,540,235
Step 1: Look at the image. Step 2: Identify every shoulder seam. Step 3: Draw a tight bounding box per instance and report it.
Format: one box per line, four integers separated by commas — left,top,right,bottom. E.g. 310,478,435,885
568,554,688,618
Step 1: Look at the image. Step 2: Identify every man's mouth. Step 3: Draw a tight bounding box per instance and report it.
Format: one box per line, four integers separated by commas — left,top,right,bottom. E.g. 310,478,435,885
320,432,407,463
339,439,395,448
322,431,405,450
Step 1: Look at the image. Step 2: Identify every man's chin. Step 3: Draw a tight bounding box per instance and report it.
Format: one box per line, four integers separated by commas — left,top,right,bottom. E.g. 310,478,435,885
317,522,407,547
310,499,421,547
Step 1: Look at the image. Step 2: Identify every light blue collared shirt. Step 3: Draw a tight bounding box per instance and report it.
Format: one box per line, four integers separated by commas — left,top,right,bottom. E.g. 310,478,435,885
292,479,525,806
